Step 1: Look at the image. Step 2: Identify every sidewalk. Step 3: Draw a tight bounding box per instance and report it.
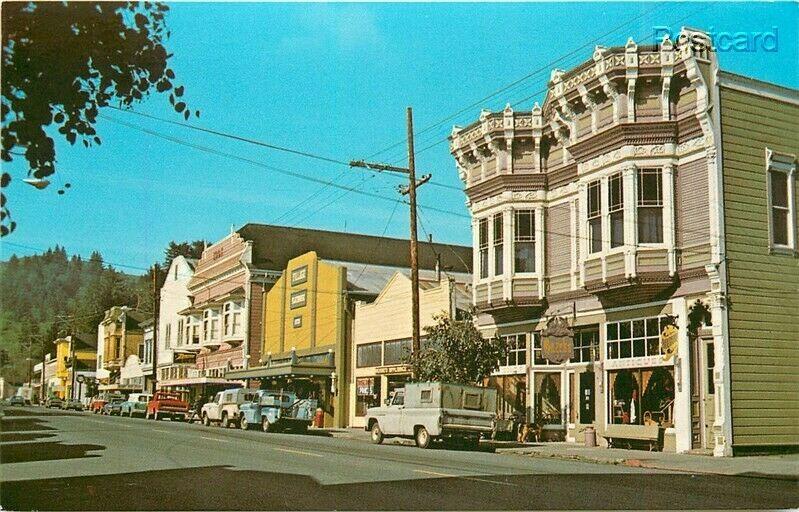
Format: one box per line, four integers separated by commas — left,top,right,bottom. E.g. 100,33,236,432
495,442,799,479
321,428,798,479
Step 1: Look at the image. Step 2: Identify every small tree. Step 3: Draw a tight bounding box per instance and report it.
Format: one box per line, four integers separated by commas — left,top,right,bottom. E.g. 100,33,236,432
409,313,506,385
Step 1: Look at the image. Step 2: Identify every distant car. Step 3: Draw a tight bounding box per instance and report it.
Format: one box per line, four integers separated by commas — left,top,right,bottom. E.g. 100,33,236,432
45,397,63,409
102,397,125,416
89,393,124,413
61,399,83,411
146,391,189,421
9,395,26,406
120,393,152,418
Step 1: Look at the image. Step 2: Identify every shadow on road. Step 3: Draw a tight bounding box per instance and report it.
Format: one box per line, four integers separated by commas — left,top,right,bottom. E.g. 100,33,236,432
2,464,797,510
0,416,57,432
1,431,57,442
1,441,105,464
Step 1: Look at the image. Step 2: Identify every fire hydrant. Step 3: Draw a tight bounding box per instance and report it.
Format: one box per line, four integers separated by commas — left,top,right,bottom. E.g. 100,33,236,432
313,408,324,428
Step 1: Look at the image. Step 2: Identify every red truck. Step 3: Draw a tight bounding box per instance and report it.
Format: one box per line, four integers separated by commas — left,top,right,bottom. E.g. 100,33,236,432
145,391,189,421
90,393,123,414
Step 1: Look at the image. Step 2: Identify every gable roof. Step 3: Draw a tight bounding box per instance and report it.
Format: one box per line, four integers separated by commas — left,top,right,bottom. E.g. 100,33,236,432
237,223,472,274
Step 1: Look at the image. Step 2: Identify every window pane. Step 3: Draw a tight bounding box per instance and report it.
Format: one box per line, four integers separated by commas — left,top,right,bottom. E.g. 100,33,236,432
493,214,503,242
633,319,645,338
479,218,488,247
609,174,623,210
514,241,535,272
356,342,382,368
619,321,631,339
770,171,788,208
610,211,624,248
607,323,618,341
772,208,789,245
633,338,645,357
638,207,663,243
515,210,534,240
620,341,631,358
494,245,504,275
589,218,602,253
588,181,601,216
647,337,660,356
638,169,662,205
480,249,488,279
384,339,412,365
646,318,659,337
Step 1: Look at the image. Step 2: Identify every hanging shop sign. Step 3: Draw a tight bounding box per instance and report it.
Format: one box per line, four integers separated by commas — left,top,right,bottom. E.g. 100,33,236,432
661,324,679,361
541,316,574,364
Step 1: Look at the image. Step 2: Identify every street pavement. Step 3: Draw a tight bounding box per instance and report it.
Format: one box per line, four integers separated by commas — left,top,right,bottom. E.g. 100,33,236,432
1,406,797,510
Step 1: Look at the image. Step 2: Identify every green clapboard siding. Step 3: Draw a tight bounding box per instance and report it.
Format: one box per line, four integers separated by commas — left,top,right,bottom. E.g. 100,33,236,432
720,85,799,449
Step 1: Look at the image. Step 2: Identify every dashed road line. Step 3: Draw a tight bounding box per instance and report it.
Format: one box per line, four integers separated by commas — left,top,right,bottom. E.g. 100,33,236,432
274,447,324,457
200,436,230,443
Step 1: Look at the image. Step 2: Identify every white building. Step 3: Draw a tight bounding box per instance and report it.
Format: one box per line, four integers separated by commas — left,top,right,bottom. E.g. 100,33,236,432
157,256,199,388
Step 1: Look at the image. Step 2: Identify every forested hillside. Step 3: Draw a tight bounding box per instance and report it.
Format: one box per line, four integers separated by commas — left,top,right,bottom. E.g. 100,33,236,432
0,247,150,384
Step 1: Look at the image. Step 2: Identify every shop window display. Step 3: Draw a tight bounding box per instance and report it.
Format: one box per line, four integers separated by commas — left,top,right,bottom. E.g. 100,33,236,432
608,367,675,427
534,373,562,424
355,377,381,417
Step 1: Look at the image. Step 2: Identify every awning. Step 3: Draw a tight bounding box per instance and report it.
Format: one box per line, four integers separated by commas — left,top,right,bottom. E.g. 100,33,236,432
226,362,335,380
158,377,233,387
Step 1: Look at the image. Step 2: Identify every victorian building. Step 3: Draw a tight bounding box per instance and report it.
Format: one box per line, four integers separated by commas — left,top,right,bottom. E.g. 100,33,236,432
96,306,146,393
450,28,797,455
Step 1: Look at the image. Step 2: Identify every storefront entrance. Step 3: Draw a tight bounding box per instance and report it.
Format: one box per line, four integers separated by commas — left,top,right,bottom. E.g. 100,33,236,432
701,338,716,450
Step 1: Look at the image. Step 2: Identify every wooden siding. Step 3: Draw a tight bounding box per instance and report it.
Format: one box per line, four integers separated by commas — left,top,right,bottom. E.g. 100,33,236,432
636,249,668,273
676,156,710,249
546,203,572,274
720,85,799,449
512,278,538,298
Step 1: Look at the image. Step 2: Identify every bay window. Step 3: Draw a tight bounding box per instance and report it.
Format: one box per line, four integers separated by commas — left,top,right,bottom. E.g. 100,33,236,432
609,173,624,248
514,209,536,272
479,218,489,279
637,168,663,243
493,213,504,275
588,180,602,253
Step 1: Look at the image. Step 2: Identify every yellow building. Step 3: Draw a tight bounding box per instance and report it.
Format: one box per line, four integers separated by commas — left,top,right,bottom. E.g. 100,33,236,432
54,334,98,400
96,306,145,392
226,227,473,428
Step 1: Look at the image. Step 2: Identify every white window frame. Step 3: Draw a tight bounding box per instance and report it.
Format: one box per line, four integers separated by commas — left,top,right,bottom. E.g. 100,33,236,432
513,209,537,275
636,167,665,245
478,217,489,280
766,148,797,254
493,212,504,277
587,180,602,254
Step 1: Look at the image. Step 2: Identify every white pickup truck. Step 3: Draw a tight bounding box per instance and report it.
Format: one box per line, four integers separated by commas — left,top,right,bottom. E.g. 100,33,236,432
201,388,257,428
365,382,497,449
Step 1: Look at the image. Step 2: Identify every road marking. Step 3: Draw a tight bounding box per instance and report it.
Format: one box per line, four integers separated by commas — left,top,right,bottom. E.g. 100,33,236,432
274,447,323,457
414,469,517,487
200,436,230,443
153,429,170,434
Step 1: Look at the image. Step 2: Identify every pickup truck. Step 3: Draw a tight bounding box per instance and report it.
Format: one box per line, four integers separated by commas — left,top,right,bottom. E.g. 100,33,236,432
239,390,317,433
146,391,189,421
365,382,497,449
120,393,152,418
201,388,255,428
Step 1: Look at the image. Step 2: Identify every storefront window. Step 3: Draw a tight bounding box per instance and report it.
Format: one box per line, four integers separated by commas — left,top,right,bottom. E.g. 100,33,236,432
608,367,675,426
501,333,526,367
534,372,561,424
383,339,412,366
572,328,599,363
606,316,671,360
355,377,381,417
356,342,381,368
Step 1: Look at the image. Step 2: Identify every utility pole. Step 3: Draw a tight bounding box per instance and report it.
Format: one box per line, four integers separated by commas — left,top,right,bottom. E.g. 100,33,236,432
151,264,160,393
350,107,431,357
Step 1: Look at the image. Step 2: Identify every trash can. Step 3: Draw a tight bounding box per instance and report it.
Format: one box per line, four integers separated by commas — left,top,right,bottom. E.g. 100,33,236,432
584,426,597,447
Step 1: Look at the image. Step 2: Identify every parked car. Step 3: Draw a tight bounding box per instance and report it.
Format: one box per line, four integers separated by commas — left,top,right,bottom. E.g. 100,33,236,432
102,397,126,415
45,396,64,409
365,382,497,449
120,393,152,418
61,399,84,411
239,390,317,433
146,391,189,421
201,388,255,428
89,393,124,413
8,395,26,407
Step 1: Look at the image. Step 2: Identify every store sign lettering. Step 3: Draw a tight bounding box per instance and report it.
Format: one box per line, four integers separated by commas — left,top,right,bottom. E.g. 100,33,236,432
660,324,679,361
290,289,307,309
291,266,308,286
541,316,574,364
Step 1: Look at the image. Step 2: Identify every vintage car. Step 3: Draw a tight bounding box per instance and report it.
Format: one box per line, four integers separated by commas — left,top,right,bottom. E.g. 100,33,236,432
201,388,255,428
102,397,126,415
8,395,26,407
120,393,152,418
146,391,189,421
89,393,124,413
61,399,84,411
239,390,317,433
45,396,64,409
365,382,496,449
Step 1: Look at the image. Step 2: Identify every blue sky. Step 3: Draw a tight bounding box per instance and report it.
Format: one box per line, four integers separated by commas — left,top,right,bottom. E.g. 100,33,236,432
2,2,797,272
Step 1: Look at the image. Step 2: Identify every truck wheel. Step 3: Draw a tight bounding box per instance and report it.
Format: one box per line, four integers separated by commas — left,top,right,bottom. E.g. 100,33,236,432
370,423,384,445
221,413,229,428
240,416,249,430
415,426,431,449
202,413,210,427
262,417,271,433
128,410,134,418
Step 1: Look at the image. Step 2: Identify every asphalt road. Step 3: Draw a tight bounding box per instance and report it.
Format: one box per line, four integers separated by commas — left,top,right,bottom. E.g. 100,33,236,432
1,406,797,510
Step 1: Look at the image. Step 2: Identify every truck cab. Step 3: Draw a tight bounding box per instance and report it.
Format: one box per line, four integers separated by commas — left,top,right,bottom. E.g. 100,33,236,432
365,382,497,449
146,391,189,421
239,390,317,433
201,388,255,428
